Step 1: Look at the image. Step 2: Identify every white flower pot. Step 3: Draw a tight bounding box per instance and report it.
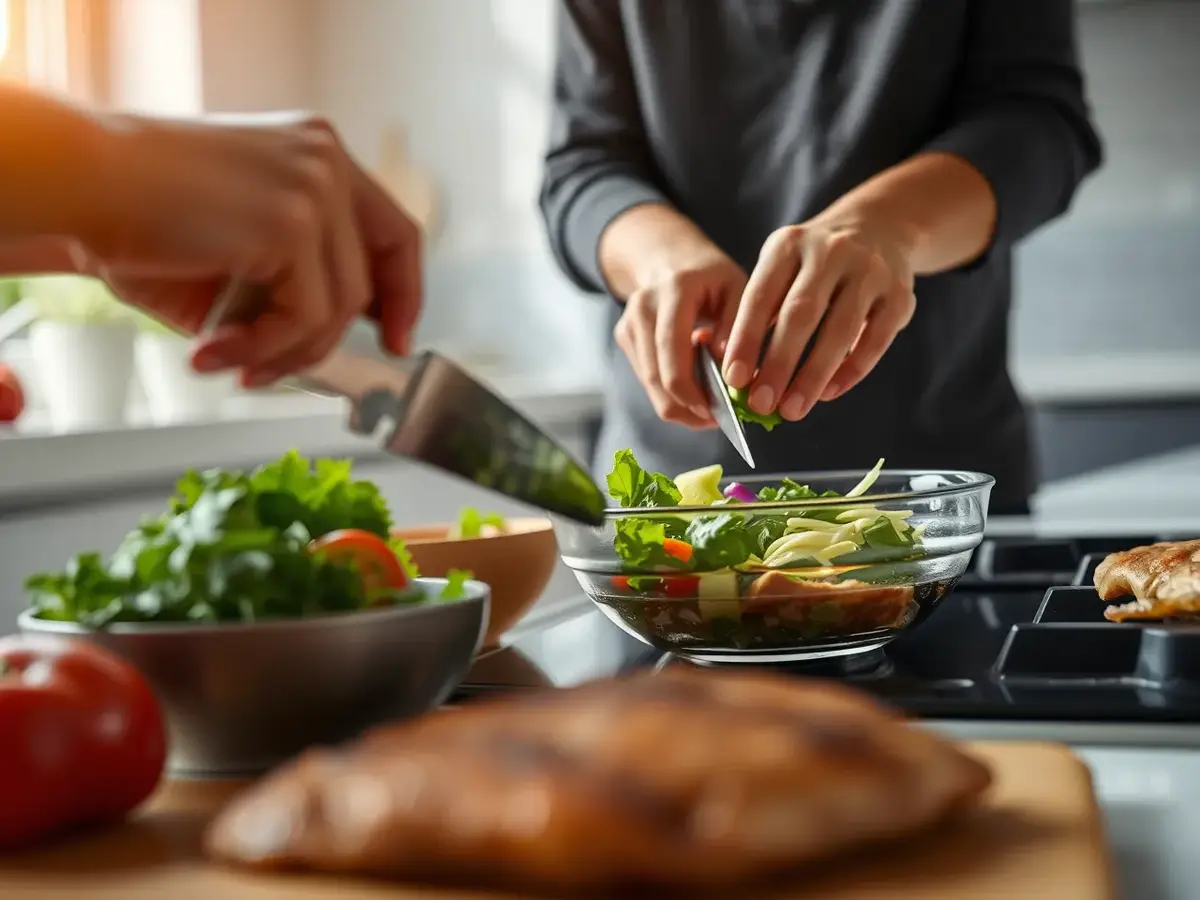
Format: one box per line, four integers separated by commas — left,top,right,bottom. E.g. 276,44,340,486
29,320,136,433
135,332,235,425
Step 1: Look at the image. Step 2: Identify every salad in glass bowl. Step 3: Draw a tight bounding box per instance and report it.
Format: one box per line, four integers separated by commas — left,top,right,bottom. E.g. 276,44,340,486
555,450,994,663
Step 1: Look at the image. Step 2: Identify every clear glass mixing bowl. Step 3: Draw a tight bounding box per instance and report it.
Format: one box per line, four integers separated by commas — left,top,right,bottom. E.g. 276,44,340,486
556,469,994,664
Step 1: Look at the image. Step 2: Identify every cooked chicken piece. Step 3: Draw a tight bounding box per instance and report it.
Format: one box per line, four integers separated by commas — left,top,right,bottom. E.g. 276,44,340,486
745,573,916,630
1094,539,1200,622
206,667,991,893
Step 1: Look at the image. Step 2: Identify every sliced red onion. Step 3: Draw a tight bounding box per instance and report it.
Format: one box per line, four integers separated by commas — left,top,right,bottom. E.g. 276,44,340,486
723,482,757,504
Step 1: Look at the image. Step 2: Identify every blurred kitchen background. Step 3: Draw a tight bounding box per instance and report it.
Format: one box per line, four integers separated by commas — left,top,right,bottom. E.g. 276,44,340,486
0,0,1198,622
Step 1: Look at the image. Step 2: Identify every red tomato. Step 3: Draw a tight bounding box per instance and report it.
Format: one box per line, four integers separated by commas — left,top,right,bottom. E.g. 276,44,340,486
657,574,701,598
0,363,24,423
0,634,167,850
310,529,408,593
662,538,693,564
611,576,632,592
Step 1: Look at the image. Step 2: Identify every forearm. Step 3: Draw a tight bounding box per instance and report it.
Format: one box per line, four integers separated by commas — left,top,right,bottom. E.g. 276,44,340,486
598,202,720,299
0,86,121,264
814,151,997,276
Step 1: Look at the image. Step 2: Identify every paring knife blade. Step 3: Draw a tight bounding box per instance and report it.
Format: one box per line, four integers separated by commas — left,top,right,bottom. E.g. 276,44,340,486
698,344,755,468
203,282,608,526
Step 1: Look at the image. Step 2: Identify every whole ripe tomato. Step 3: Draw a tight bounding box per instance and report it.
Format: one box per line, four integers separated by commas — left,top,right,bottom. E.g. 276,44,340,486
0,363,24,423
0,634,167,851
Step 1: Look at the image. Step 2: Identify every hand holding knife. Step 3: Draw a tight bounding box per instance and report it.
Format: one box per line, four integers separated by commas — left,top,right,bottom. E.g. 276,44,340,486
202,282,609,527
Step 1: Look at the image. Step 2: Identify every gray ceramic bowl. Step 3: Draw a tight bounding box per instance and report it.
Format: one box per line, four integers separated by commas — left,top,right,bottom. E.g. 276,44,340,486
17,577,489,776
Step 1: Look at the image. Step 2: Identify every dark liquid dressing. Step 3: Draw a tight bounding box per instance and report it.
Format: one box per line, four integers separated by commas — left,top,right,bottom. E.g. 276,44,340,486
591,574,960,656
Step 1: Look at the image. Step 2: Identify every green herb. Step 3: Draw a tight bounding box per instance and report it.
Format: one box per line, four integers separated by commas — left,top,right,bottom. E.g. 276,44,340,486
727,386,782,432
606,449,681,508
451,507,506,539
683,513,761,570
439,569,474,601
25,452,431,627
386,535,421,584
612,518,690,570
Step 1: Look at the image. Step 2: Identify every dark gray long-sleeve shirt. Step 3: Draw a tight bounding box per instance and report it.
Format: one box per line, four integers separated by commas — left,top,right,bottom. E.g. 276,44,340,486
539,0,1102,512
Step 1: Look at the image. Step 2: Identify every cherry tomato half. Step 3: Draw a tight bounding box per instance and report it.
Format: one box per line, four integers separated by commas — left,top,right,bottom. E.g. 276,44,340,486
309,529,408,593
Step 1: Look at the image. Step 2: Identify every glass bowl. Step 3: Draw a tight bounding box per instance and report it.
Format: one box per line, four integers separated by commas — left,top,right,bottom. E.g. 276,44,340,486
555,469,994,664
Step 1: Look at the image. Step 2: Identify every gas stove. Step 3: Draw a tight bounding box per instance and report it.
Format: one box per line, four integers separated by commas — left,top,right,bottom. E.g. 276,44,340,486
455,531,1200,740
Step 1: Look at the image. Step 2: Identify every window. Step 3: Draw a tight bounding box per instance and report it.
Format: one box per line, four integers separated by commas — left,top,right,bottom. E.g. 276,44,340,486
0,0,29,83
0,0,107,100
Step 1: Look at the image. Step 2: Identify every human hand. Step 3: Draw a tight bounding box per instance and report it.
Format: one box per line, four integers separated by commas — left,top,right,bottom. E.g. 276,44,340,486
90,113,421,388
612,240,747,429
721,219,916,422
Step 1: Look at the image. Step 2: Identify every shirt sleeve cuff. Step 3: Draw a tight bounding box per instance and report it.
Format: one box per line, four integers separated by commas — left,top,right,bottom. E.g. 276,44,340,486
560,175,667,294
923,107,1066,267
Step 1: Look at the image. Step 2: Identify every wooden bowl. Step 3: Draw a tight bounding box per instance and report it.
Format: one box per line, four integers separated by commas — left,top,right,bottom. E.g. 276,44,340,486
393,517,558,647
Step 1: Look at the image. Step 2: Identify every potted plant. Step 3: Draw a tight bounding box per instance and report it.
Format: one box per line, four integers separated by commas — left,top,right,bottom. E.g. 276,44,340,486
133,312,235,425
25,275,138,433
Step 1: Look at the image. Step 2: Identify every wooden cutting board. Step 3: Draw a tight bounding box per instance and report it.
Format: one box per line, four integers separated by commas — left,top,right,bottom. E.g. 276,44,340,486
0,741,1115,900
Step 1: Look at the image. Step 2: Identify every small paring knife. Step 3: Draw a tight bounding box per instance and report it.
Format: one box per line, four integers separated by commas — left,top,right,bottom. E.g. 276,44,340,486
203,282,608,526
697,344,755,469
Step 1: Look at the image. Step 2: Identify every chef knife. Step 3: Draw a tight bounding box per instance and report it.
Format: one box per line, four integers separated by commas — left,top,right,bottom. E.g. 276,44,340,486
697,343,755,468
203,282,608,526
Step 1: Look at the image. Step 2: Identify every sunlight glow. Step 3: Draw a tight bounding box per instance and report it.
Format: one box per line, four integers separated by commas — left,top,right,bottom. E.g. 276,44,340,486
0,0,10,64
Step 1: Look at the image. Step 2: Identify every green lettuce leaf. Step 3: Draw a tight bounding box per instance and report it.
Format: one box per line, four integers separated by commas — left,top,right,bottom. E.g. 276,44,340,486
727,386,783,432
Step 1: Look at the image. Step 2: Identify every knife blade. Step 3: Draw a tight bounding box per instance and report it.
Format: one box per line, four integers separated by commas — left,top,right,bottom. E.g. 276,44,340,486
203,282,608,526
697,344,755,468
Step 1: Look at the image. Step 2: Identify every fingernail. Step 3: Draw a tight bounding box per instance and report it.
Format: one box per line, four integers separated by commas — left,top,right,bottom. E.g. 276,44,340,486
821,383,842,402
749,385,775,414
725,361,749,387
691,404,710,418
781,394,808,421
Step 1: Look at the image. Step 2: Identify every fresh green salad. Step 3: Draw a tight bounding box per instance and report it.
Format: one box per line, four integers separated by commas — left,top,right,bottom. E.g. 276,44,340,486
597,449,933,650
26,451,472,628
607,449,924,576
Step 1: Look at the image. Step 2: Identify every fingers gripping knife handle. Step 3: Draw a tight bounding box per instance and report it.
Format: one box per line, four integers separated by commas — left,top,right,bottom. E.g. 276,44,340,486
203,280,419,433
201,280,609,524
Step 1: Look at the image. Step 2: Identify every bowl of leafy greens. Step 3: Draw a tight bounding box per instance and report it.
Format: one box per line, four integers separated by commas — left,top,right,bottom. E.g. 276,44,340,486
555,450,993,664
393,507,559,648
17,451,489,775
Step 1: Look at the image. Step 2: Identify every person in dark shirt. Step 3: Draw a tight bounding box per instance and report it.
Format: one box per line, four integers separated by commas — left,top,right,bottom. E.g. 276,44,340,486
539,1,1103,513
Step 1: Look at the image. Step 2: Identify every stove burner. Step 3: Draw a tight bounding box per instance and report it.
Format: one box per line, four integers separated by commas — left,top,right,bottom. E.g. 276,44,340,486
962,533,1173,590
995,584,1200,691
656,647,895,680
